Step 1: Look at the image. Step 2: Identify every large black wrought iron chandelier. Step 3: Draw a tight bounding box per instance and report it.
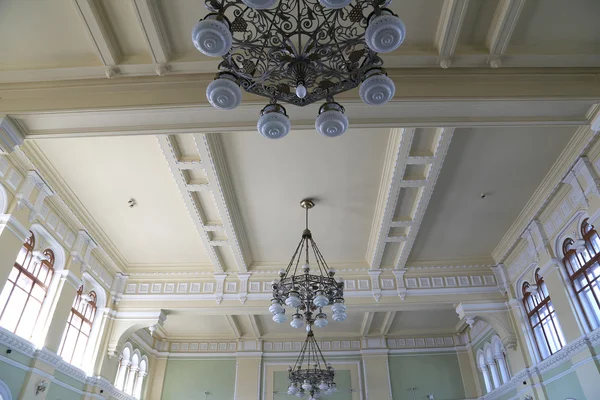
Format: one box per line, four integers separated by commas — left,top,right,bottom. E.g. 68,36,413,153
192,0,405,139
287,327,336,398
268,199,346,329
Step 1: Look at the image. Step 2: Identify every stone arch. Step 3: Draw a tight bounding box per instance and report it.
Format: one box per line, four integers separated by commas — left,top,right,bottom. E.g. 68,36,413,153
0,182,8,214
30,223,66,272
0,378,12,400
553,210,589,259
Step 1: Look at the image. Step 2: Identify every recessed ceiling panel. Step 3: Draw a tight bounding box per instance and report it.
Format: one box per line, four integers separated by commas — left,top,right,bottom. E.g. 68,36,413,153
220,128,390,266
388,309,458,335
0,0,100,69
163,314,235,339
408,126,575,264
35,136,209,267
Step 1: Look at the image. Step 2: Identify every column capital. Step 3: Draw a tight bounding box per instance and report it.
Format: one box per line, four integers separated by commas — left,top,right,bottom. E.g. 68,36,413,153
60,269,83,290
0,116,25,154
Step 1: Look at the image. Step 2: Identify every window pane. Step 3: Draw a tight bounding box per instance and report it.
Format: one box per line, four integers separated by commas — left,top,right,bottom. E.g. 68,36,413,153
72,334,89,367
0,283,14,314
7,267,19,282
533,325,550,359
31,284,46,302
71,314,83,329
0,288,28,332
15,273,33,292
15,298,42,338
61,325,78,362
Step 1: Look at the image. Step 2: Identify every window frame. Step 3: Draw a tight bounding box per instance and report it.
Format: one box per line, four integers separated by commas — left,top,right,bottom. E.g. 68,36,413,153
522,269,565,359
58,286,98,366
0,232,55,339
561,218,600,329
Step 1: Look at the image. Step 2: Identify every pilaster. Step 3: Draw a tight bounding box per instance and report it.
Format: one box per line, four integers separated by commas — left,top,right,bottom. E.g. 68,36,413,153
234,354,262,400
361,348,392,400
42,269,81,353
146,355,168,400
456,346,479,399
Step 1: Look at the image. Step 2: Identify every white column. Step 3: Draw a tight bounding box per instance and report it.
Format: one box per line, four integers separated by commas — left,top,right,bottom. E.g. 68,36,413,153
133,371,147,399
114,360,130,391
479,365,492,393
495,353,510,384
487,361,501,389
124,365,139,395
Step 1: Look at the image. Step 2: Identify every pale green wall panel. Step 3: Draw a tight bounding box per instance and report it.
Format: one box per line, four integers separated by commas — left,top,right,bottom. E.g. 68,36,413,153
273,370,353,400
0,360,26,398
544,372,586,400
161,359,236,399
45,382,82,400
389,354,465,400
54,371,85,391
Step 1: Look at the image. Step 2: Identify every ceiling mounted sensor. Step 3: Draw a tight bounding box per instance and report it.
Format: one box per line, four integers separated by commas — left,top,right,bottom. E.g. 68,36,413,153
269,199,346,329
192,0,405,139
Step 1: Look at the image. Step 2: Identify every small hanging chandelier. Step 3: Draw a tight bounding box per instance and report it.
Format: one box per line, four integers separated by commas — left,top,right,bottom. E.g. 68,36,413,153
287,327,336,399
192,0,405,139
269,199,346,328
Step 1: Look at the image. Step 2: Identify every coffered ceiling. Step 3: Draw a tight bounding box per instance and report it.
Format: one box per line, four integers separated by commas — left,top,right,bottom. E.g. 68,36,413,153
2,0,599,343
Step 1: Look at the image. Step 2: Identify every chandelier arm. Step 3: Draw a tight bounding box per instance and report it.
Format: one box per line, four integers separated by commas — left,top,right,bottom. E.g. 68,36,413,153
252,1,289,60
313,333,329,368
311,239,331,273
285,236,305,277
292,238,306,276
308,238,326,277
309,238,328,277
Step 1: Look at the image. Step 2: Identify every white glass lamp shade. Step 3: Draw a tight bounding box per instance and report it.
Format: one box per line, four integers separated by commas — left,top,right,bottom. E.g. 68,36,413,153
314,313,328,328
313,291,329,308
257,104,291,139
319,0,352,9
285,291,302,308
319,382,329,391
288,385,298,395
296,83,307,99
296,391,305,398
331,302,346,314
206,75,242,110
272,312,287,323
365,12,406,53
302,381,312,391
269,300,284,314
290,314,305,329
192,17,233,57
315,109,349,138
359,72,395,106
242,0,278,9
332,311,347,322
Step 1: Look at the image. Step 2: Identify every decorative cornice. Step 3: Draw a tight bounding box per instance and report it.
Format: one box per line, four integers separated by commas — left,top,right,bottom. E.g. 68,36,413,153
0,116,25,154
0,327,35,356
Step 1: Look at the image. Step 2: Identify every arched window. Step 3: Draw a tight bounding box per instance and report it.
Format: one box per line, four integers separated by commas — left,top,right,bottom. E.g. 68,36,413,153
114,345,132,391
522,269,565,359
125,352,140,396
133,357,148,399
491,335,510,385
477,349,492,393
0,232,55,339
562,219,600,329
58,286,97,367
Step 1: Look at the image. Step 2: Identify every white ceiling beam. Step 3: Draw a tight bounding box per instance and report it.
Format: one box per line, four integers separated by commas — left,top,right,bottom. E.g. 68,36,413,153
434,0,470,68
157,135,224,272
248,315,262,338
394,128,454,269
486,0,527,67
226,315,242,338
366,128,415,270
72,0,121,67
360,312,375,337
196,133,251,273
131,0,172,68
380,311,397,336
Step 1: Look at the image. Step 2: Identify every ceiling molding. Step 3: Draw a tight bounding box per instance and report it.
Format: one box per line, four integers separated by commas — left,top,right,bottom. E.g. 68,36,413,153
360,312,374,337
366,127,454,270
395,127,454,269
226,315,242,338
248,315,262,338
197,133,251,272
72,0,121,67
485,0,526,66
2,68,600,114
380,311,396,336
157,135,224,272
434,0,470,68
492,125,599,263
367,128,413,269
131,0,171,67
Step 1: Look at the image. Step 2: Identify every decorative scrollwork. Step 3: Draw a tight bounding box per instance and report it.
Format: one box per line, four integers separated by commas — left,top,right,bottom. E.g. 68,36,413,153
209,0,384,106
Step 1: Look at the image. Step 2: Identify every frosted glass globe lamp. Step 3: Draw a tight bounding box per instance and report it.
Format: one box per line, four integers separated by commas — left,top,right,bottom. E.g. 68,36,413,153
206,72,242,110
269,299,284,314
331,300,346,314
191,14,232,57
359,68,395,106
242,0,278,9
273,311,287,323
313,291,329,307
332,311,347,322
291,313,305,329
286,291,302,308
315,101,349,138
365,9,406,53
314,313,328,328
257,103,291,139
